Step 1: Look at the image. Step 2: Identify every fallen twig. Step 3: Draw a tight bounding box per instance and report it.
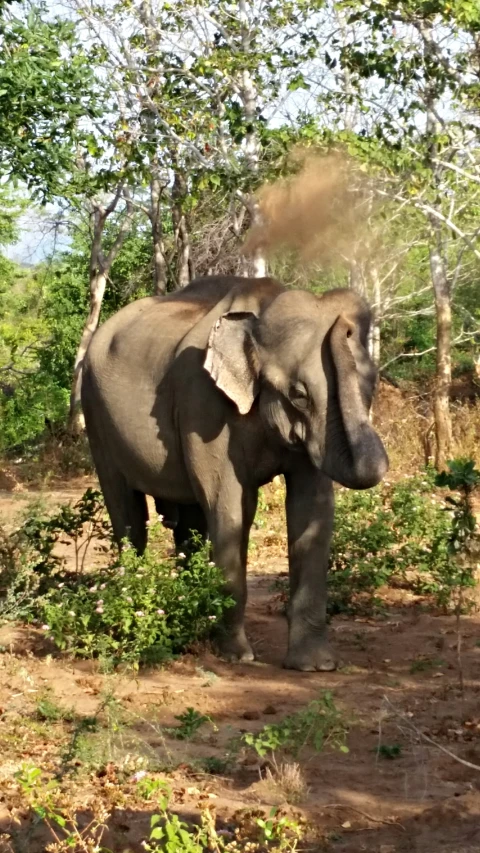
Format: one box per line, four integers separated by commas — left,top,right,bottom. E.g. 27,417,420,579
383,696,480,772
324,803,404,829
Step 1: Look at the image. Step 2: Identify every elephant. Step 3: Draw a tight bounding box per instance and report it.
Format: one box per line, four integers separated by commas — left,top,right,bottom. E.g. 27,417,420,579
81,275,388,671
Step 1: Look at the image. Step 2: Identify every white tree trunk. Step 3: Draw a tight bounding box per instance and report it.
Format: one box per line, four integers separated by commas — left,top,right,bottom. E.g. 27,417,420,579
368,261,381,367
238,0,266,278
68,191,133,432
248,203,267,277
420,32,453,471
172,169,193,288
429,237,453,470
69,269,108,433
150,172,168,296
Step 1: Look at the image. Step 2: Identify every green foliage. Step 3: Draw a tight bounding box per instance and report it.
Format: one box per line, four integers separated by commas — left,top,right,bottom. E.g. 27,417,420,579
15,763,303,853
329,469,451,613
0,491,234,667
409,657,444,674
0,3,104,200
198,756,229,775
376,744,402,760
0,489,111,622
145,784,303,853
243,692,348,759
41,528,233,667
36,693,74,723
14,763,110,850
0,223,156,453
170,708,213,741
424,458,480,612
255,808,302,850
326,462,480,617
0,260,77,451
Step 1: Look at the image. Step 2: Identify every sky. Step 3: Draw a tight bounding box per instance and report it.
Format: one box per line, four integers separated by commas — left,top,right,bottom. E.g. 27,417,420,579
4,209,70,266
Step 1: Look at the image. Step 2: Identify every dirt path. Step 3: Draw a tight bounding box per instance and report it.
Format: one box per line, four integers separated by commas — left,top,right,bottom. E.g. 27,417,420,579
1,486,480,853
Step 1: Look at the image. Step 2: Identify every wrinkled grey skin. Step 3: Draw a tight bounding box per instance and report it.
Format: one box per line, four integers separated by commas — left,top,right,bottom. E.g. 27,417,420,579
82,275,388,671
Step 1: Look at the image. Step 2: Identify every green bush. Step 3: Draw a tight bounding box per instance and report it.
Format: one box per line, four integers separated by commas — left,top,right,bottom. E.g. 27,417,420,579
0,489,112,621
328,468,452,613
41,528,234,667
429,458,480,611
0,491,234,667
243,691,348,759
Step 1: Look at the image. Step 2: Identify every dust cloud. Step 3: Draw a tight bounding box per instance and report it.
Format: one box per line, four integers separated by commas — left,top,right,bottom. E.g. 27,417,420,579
244,150,373,267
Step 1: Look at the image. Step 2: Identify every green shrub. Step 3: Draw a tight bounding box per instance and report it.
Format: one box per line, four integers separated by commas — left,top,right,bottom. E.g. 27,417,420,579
428,458,480,611
0,489,111,621
0,491,234,667
16,763,304,853
328,469,452,613
41,528,234,667
243,691,348,759
169,707,213,740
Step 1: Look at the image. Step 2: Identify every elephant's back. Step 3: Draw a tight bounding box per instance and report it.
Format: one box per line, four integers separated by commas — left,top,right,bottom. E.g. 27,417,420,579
85,295,205,379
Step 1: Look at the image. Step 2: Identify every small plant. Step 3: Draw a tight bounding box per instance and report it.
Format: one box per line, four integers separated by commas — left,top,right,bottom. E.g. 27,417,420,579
38,524,234,667
261,760,309,805
243,692,348,759
36,692,73,723
144,784,303,853
409,657,444,674
136,775,171,802
13,765,303,853
254,488,270,529
198,755,230,775
256,807,302,849
0,489,111,622
14,763,111,852
434,458,480,692
170,707,213,740
376,743,402,759
328,469,451,615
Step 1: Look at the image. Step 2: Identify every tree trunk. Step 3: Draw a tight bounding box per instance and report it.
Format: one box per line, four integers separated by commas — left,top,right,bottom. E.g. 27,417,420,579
238,0,267,278
420,21,453,471
150,172,168,296
172,169,193,288
248,202,267,277
68,269,108,433
430,240,453,470
68,190,133,433
368,261,381,367
349,258,363,295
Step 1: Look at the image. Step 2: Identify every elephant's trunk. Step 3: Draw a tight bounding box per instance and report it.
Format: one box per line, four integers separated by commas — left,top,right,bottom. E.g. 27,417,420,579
326,314,389,490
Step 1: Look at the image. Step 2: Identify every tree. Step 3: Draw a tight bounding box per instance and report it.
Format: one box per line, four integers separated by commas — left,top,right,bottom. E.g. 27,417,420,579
0,3,102,200
68,0,327,289
67,186,136,431
321,0,480,468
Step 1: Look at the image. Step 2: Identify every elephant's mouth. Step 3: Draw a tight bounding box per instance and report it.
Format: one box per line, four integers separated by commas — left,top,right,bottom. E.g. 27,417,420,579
289,420,307,448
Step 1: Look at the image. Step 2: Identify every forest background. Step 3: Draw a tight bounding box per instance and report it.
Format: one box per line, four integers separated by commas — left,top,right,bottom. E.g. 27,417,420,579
1,0,480,478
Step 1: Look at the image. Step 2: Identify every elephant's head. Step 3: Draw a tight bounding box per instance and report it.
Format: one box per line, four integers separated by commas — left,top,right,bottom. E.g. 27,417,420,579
204,287,388,489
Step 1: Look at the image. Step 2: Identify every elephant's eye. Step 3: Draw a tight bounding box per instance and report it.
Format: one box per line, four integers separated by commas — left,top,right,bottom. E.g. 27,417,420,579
289,382,309,409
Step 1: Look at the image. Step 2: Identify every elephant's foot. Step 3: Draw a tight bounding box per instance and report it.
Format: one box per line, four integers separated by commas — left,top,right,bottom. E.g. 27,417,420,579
284,635,336,672
217,627,255,663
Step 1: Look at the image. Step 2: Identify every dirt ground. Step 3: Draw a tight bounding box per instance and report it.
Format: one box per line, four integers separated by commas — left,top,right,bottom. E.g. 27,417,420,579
1,484,480,853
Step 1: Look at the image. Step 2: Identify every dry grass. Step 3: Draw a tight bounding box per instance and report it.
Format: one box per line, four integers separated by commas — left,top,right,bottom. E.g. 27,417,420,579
260,759,310,806
373,382,480,477
452,399,480,466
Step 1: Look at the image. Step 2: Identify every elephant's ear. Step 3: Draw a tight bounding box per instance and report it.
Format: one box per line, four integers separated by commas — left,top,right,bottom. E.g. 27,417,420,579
204,311,259,415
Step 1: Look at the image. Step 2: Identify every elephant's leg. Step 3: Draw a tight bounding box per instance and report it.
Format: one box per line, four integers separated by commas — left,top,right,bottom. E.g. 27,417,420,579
154,498,179,531
174,503,208,556
206,486,257,663
91,449,148,554
283,460,336,672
